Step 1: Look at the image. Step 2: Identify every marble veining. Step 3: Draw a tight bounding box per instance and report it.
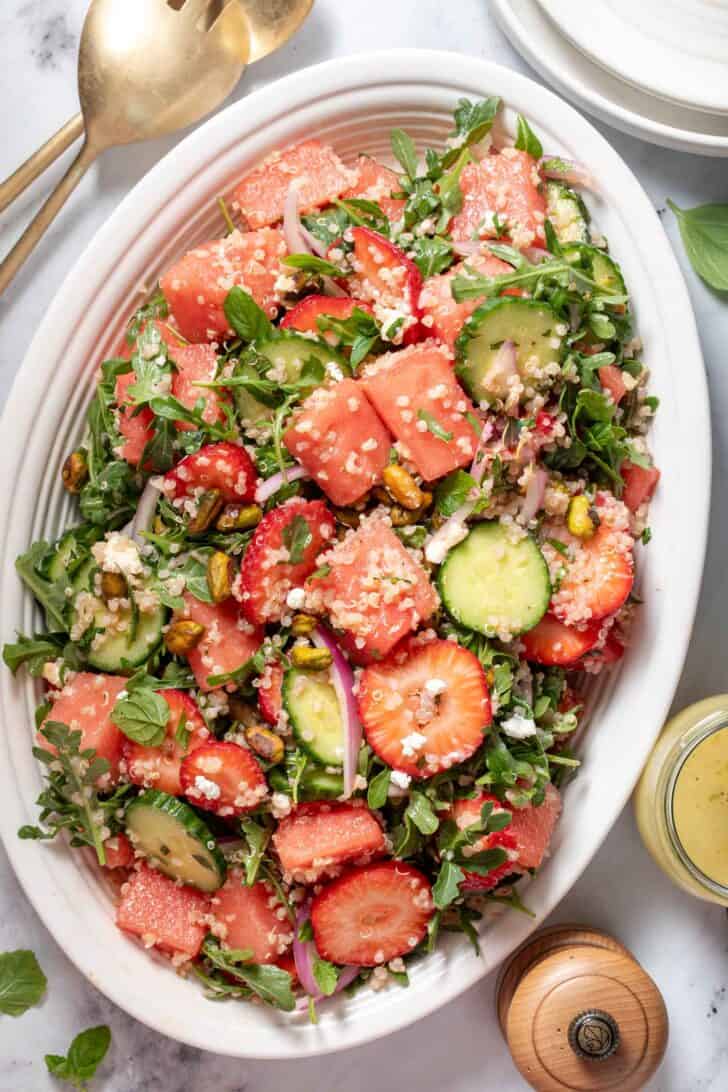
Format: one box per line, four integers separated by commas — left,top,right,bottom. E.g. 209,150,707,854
1,0,728,1089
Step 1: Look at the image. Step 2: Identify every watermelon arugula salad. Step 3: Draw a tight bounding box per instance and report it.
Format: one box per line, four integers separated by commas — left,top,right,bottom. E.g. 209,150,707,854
3,98,659,1016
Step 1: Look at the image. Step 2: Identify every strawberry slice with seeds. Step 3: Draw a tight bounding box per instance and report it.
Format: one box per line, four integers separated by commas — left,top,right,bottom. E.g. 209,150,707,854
311,860,434,966
552,523,634,625
520,614,602,666
348,226,423,345
164,441,257,504
236,497,335,625
358,639,492,779
120,689,210,796
280,295,373,342
180,740,267,818
258,661,284,725
273,802,385,882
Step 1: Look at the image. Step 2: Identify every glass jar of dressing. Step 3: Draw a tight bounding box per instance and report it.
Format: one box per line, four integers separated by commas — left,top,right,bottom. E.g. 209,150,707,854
634,695,728,906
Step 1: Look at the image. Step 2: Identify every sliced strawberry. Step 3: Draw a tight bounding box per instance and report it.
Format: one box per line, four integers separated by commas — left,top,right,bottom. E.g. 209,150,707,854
117,863,210,957
280,295,373,342
163,441,257,504
181,740,267,817
552,520,634,625
449,150,546,246
520,614,602,666
232,140,354,229
348,227,423,345
102,832,135,871
258,661,284,725
311,860,434,966
450,793,520,892
575,630,625,672
176,592,263,692
342,155,406,222
170,343,231,431
120,689,209,796
598,363,627,405
621,461,660,513
39,672,127,786
211,871,293,963
273,802,385,882
235,497,335,625
358,639,491,778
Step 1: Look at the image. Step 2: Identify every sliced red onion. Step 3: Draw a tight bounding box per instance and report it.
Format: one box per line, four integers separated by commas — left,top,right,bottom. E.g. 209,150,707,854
300,222,329,258
311,625,361,798
126,478,161,543
321,274,350,299
522,246,552,265
283,182,313,257
452,239,482,258
540,156,597,192
469,418,494,485
425,500,475,565
254,464,308,505
519,466,548,524
488,340,518,404
293,905,360,1006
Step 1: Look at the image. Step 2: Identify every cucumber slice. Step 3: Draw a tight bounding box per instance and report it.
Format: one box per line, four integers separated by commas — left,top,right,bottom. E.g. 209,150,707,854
234,334,350,426
283,668,344,767
456,298,564,404
564,244,626,297
41,527,101,584
125,789,226,892
268,767,344,800
544,180,590,245
438,521,550,637
71,560,166,672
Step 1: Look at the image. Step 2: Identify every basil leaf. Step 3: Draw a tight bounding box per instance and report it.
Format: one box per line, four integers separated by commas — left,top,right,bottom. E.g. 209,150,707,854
668,200,728,291
282,254,349,278
432,860,465,909
367,767,391,809
514,115,543,160
223,286,274,343
312,957,339,997
410,236,454,278
417,409,453,442
434,469,477,517
45,1025,111,1088
282,515,312,565
112,688,169,747
457,846,508,876
390,128,418,180
0,950,47,1016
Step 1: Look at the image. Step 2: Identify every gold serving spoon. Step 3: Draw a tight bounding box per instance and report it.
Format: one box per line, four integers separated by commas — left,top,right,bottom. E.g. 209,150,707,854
0,0,313,296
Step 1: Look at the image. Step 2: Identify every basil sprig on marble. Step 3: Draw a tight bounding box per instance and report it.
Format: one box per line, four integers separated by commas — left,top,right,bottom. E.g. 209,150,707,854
668,200,728,291
0,949,47,1017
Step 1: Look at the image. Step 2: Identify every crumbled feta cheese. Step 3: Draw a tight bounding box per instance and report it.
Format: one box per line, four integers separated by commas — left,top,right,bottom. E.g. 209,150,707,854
500,713,538,740
286,586,306,610
92,532,143,577
390,770,412,790
194,775,221,801
401,731,427,757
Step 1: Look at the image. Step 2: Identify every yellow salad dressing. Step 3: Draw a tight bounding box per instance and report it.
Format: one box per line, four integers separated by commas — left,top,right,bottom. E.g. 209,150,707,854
634,696,728,906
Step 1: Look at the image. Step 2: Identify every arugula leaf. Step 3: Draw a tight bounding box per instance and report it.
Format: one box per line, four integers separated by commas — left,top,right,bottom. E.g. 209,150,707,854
0,950,47,1016
432,860,465,909
442,97,501,168
126,289,168,346
334,197,390,237
316,307,382,368
223,286,274,343
367,767,391,809
668,200,728,291
435,147,471,231
390,128,418,179
282,514,313,565
15,542,70,633
201,938,296,1010
433,469,477,517
282,254,349,278
410,236,454,278
312,957,339,997
45,1025,111,1090
417,409,453,442
2,632,69,676
514,114,543,160
112,688,169,747
301,207,351,249
406,791,440,836
239,817,272,885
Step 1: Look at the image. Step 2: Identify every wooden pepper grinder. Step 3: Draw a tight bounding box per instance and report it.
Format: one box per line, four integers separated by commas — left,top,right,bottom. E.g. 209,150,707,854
496,924,669,1091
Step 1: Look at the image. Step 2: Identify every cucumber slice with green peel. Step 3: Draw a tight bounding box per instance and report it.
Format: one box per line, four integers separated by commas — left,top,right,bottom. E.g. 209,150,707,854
544,180,590,245
268,767,344,800
71,560,166,672
41,527,101,584
283,668,344,767
564,244,626,297
125,790,226,892
438,521,550,638
234,334,350,426
456,298,564,404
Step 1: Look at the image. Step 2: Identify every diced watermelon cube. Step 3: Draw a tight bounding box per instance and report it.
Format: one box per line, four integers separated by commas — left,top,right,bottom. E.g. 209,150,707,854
211,871,293,963
283,378,391,507
170,343,231,430
102,833,135,871
116,863,210,958
39,672,127,785
232,140,355,230
449,150,546,246
114,371,155,467
160,228,286,342
598,363,627,405
621,461,660,513
361,341,479,481
176,592,263,692
509,782,562,870
306,513,438,662
342,155,405,222
273,801,385,881
418,249,514,349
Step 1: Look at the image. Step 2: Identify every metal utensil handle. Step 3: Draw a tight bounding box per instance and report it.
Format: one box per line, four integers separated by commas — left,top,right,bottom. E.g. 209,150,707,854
0,140,97,296
0,114,85,216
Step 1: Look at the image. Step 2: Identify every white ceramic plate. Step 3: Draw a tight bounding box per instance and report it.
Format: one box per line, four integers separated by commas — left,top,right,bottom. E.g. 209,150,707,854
493,0,728,156
537,0,728,116
0,50,710,1058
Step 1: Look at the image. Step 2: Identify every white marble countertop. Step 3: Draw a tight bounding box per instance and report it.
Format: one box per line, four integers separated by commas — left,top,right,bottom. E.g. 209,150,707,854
1,1,726,1089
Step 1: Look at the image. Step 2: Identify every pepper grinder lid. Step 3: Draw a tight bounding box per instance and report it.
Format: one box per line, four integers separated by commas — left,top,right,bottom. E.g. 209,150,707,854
496,924,668,1092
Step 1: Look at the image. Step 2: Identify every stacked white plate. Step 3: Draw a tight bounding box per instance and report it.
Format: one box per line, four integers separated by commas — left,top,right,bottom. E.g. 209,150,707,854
492,0,728,155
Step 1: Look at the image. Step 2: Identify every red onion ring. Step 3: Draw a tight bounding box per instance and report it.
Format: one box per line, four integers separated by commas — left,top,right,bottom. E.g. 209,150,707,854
293,905,360,1005
254,464,308,505
519,466,548,524
283,182,312,256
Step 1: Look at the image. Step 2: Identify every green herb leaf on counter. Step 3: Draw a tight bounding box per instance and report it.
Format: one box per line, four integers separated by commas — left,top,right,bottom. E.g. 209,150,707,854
0,949,47,1016
514,114,543,160
668,200,728,291
45,1025,111,1089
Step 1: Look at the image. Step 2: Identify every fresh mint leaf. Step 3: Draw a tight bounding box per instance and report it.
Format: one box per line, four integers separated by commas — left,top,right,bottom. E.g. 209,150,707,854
112,689,169,747
312,957,339,997
282,254,349,278
316,307,382,368
390,128,418,180
201,939,296,1011
514,115,543,160
406,791,439,836
301,207,351,249
417,409,453,442
432,860,465,909
367,767,391,809
668,200,728,291
282,515,312,565
434,469,477,517
223,286,274,343
0,950,47,1016
45,1025,111,1089
410,236,454,278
